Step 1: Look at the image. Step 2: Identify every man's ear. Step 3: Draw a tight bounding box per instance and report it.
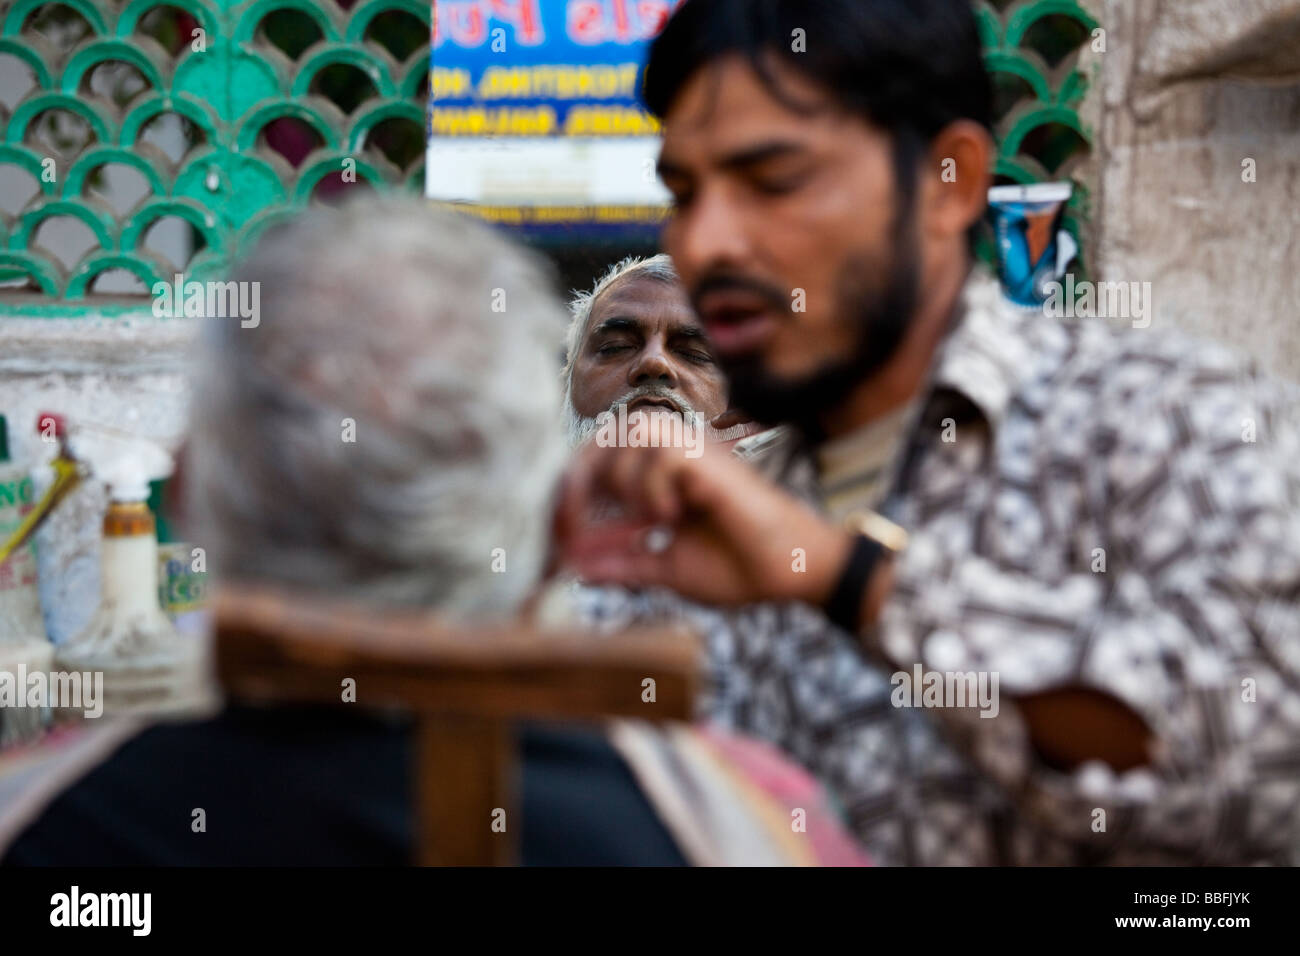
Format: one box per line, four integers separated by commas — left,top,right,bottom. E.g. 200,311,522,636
919,120,994,242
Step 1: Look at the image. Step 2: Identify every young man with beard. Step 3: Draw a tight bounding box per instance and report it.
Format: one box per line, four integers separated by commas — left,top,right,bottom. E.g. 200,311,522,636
557,0,1300,864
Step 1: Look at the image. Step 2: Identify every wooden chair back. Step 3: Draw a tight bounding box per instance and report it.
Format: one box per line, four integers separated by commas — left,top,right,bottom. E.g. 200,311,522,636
212,583,698,865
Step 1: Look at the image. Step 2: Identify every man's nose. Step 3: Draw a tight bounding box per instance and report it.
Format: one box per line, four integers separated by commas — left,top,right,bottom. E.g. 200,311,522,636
670,186,750,275
629,344,679,387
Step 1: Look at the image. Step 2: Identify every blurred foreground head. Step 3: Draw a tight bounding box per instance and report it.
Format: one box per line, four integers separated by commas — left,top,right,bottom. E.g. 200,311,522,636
186,197,568,617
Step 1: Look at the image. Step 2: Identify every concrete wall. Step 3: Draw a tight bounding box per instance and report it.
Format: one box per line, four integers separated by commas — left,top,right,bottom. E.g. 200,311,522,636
1081,0,1300,381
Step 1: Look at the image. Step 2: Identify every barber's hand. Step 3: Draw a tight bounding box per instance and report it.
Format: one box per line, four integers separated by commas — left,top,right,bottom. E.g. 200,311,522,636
554,441,854,608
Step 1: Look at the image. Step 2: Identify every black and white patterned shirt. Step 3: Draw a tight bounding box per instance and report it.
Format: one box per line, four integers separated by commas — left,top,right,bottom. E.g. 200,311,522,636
572,270,1300,865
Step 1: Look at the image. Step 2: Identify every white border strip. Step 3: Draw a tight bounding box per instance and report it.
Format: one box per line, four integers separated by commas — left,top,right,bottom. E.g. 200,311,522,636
426,137,671,206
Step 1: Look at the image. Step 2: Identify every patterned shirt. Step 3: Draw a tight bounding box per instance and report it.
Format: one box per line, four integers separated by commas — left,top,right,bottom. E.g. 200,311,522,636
572,269,1300,865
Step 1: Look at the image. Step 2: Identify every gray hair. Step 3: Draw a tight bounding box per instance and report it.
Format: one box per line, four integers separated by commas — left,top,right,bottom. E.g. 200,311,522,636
561,253,678,392
185,196,569,619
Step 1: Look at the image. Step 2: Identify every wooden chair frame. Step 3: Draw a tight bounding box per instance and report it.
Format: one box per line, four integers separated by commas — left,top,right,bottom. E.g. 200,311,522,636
213,583,698,865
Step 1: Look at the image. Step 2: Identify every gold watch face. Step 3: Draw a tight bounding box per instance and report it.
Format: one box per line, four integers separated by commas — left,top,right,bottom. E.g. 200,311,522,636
845,511,909,554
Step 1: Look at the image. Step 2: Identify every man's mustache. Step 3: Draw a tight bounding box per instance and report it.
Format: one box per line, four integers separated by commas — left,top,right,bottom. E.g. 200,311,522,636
611,384,696,418
689,273,789,315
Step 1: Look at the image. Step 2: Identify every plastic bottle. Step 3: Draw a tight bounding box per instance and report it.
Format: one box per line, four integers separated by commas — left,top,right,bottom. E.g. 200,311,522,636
53,457,211,717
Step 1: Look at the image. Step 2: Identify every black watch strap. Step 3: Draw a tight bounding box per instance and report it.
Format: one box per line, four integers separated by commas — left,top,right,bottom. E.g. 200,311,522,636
823,533,885,635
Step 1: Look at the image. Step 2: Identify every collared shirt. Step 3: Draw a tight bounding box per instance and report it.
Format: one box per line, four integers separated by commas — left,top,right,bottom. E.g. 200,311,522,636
815,398,918,521
574,269,1300,865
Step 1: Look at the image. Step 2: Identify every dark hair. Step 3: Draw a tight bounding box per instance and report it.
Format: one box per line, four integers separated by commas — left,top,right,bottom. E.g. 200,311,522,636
643,0,992,239
644,0,991,133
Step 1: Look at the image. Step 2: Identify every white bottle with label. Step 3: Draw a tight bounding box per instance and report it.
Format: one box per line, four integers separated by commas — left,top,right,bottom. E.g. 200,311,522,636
54,461,212,718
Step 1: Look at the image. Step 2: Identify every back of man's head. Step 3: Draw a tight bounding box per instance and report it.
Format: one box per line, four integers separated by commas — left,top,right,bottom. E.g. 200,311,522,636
186,197,568,618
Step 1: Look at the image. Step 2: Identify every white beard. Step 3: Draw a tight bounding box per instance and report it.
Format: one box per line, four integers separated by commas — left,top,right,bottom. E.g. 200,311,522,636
564,403,604,448
563,386,706,449
559,377,707,447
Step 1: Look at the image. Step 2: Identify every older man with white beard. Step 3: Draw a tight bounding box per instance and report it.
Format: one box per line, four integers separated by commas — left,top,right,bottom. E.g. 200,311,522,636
563,255,760,454
557,255,779,732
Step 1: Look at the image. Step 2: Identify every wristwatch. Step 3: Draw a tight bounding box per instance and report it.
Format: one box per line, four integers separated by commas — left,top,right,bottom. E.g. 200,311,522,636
842,509,909,554
823,510,908,634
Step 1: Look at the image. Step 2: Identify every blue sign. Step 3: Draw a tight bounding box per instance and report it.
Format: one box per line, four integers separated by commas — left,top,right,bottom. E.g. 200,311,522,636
426,1,681,238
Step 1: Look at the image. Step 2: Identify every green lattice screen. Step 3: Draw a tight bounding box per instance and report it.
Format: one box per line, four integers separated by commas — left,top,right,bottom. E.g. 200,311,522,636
0,0,1095,314
0,0,428,314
